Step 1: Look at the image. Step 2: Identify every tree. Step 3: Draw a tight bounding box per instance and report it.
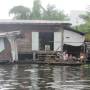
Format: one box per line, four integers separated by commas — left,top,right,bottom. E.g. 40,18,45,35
42,4,68,20
9,0,69,21
78,11,90,33
80,12,90,23
77,11,90,41
9,6,31,20
30,0,42,19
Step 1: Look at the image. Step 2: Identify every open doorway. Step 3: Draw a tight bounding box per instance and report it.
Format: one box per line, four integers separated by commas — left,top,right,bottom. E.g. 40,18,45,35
63,44,83,57
39,32,54,51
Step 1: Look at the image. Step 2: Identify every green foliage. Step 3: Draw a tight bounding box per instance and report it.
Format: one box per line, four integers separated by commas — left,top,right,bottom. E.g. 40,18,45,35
80,12,90,23
30,0,42,19
76,24,90,33
78,11,90,33
9,6,31,20
42,4,68,20
85,33,90,41
9,0,69,21
74,11,90,41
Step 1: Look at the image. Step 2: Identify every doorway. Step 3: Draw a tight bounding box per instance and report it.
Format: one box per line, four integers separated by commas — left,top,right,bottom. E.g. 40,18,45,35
63,44,83,57
39,32,54,51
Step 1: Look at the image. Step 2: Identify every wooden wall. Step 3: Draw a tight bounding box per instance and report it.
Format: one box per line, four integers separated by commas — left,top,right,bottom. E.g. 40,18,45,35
16,31,32,53
16,30,63,53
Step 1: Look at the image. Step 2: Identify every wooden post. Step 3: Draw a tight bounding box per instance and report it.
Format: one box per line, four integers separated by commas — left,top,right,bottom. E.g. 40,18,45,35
60,27,64,52
33,51,36,61
8,36,18,62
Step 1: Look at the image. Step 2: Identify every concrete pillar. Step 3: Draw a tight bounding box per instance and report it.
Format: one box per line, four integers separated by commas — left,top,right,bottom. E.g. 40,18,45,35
8,36,18,62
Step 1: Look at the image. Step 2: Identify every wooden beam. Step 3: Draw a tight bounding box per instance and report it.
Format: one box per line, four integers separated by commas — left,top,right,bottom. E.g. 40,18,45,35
8,36,18,62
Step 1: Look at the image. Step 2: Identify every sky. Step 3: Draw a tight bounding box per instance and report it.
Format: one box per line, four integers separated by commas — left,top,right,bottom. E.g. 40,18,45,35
0,0,90,19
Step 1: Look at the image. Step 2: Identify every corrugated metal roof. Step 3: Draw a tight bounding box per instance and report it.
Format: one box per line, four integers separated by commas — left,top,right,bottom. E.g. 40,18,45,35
0,20,71,25
0,20,85,35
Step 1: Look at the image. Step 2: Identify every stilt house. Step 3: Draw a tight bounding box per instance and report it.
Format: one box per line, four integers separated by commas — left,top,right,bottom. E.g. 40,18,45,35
0,20,85,62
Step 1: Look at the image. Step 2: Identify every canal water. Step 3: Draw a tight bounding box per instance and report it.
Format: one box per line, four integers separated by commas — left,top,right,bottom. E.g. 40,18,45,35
0,64,90,90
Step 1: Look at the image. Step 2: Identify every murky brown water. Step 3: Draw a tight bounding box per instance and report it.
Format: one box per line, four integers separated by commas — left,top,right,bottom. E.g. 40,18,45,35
0,64,90,90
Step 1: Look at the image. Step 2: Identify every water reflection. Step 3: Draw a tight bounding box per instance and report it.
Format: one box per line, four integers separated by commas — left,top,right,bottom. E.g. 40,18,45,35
0,64,89,90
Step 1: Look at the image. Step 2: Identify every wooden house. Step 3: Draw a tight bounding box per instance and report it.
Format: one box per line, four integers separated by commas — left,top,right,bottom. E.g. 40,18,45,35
0,20,85,63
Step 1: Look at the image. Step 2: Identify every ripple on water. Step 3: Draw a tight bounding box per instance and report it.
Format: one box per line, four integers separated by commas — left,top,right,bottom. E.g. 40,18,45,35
24,69,37,72
0,65,89,90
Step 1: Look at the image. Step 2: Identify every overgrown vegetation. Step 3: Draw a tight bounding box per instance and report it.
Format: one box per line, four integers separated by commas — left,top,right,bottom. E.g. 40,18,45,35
76,11,90,41
9,0,68,21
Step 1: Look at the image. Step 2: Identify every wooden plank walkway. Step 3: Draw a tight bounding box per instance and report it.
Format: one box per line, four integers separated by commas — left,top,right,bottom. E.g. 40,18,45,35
11,59,83,66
